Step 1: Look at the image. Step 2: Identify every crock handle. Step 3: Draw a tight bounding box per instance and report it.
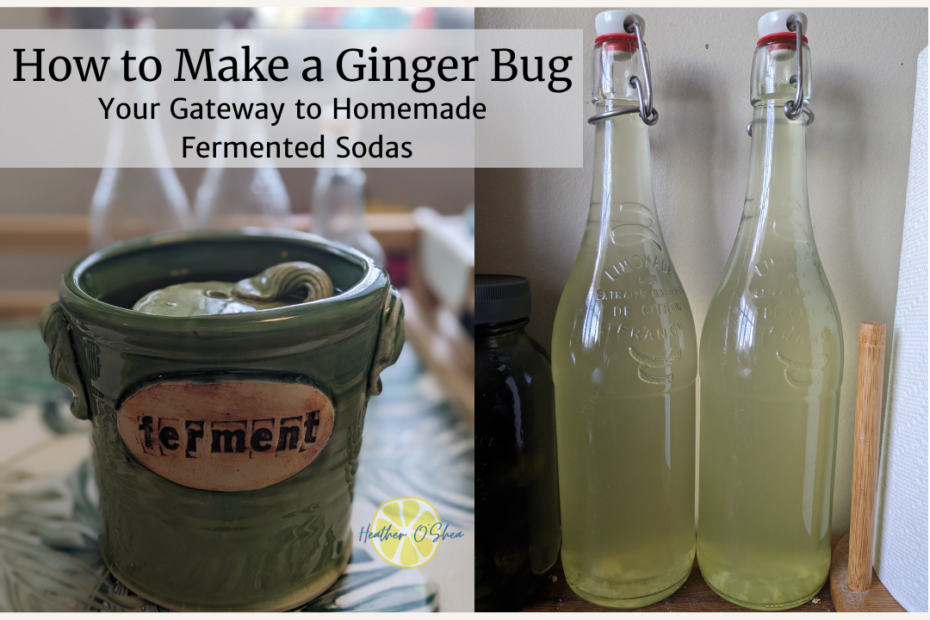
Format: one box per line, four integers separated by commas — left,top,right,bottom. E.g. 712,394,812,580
368,287,405,396
39,302,89,420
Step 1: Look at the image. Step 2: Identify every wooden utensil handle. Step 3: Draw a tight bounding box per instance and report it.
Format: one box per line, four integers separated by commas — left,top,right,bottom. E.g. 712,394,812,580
848,322,886,592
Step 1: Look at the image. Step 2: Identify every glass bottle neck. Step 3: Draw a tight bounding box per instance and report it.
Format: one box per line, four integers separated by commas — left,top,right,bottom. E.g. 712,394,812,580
743,36,812,226
589,105,660,227
589,35,659,223
743,102,809,224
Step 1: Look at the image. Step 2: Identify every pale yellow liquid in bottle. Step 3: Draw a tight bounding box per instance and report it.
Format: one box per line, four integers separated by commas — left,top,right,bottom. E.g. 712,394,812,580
552,109,697,608
697,100,843,610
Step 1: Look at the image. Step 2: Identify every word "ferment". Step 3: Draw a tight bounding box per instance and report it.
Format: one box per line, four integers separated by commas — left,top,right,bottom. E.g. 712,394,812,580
137,410,322,458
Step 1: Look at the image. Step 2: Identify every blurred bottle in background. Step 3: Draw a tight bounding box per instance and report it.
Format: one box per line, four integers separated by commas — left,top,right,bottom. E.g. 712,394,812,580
89,8,190,249
312,115,385,264
194,8,291,232
195,165,290,231
312,167,385,265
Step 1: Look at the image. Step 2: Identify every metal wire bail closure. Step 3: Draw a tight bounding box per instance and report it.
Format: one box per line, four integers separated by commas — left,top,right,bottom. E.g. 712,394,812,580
783,16,806,120
587,21,659,126
747,18,814,136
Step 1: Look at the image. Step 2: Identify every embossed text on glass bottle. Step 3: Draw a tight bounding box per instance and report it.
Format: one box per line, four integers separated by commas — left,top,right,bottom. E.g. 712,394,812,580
697,30,843,611
550,33,697,609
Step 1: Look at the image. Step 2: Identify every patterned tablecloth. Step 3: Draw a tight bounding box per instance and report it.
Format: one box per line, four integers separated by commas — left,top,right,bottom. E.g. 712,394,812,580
0,322,474,612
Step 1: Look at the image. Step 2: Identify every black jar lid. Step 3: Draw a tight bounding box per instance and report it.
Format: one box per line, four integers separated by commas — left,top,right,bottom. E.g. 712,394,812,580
475,274,531,325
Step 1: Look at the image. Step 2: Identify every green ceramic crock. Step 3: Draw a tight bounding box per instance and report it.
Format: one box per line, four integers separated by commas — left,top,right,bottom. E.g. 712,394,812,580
39,229,404,612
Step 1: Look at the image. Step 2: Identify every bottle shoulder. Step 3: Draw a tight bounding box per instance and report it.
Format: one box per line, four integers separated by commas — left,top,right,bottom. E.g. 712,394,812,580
700,271,844,393
554,245,696,333
704,255,841,331
551,269,698,390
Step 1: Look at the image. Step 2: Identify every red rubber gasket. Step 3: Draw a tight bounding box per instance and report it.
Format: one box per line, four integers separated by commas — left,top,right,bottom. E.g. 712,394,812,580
595,33,640,45
757,32,809,46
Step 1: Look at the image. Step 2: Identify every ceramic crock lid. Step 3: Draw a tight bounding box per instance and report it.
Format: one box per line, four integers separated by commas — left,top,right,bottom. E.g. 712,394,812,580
57,229,391,351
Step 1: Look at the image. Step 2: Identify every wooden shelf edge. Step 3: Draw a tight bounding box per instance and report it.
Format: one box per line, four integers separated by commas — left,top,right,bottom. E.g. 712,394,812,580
0,212,417,254
0,290,58,321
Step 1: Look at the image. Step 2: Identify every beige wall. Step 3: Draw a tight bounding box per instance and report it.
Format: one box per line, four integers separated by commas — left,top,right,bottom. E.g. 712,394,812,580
475,8,927,535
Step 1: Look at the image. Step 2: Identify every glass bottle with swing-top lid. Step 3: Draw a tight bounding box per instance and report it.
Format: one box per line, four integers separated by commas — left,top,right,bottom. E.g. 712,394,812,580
697,10,843,611
550,10,697,609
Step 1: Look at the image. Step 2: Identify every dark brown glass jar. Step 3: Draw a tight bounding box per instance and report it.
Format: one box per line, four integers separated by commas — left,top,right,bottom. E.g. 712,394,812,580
474,275,561,612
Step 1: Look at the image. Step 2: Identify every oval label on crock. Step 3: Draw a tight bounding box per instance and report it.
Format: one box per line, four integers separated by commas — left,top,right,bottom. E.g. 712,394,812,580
117,379,335,492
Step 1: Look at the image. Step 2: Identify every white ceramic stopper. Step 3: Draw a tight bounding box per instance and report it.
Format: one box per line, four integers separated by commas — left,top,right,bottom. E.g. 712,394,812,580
757,9,808,39
595,10,645,37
